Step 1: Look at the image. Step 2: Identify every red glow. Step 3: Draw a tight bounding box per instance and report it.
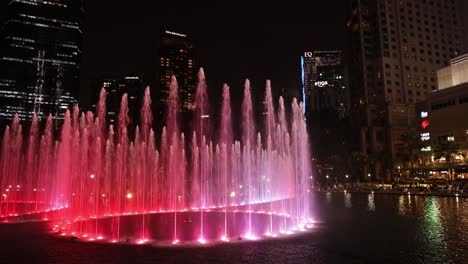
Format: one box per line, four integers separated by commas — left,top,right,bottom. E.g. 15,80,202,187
421,119,429,129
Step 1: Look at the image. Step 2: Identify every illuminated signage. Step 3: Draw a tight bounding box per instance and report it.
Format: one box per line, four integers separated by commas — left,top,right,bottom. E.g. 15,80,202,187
421,119,429,129
420,132,430,141
421,146,432,152
304,52,313,58
420,111,428,118
314,81,328,87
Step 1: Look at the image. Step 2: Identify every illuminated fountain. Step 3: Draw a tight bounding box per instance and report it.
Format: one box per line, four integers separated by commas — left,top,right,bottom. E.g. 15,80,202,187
0,69,313,245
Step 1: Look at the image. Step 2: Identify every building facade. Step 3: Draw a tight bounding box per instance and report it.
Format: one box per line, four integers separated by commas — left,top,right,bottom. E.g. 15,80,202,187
416,54,468,179
93,76,143,126
301,51,348,118
0,0,83,121
301,51,350,173
346,0,464,179
158,30,195,115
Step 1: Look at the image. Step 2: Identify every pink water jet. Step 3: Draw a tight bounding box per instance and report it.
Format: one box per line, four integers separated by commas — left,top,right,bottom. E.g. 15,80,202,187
0,68,313,245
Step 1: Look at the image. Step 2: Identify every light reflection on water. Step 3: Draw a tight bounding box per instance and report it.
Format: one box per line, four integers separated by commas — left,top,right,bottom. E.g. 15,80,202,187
0,192,466,264
367,193,375,211
344,192,352,208
311,192,468,264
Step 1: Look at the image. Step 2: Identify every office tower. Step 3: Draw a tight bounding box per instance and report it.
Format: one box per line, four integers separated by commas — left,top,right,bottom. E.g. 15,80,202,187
302,51,350,168
301,50,348,118
0,0,83,121
93,76,143,126
158,30,195,114
346,0,464,174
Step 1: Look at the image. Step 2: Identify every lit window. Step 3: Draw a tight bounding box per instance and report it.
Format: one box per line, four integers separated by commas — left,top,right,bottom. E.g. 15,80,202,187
447,136,455,142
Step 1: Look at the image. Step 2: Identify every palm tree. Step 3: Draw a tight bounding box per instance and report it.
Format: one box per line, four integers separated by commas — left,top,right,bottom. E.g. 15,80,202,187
400,130,422,178
434,140,464,181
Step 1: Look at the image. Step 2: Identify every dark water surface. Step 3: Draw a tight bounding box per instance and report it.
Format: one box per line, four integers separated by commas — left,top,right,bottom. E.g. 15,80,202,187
0,192,466,264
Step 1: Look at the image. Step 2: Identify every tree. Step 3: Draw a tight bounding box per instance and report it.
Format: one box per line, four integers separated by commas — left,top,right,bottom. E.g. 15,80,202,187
373,149,394,183
400,130,422,178
434,140,464,181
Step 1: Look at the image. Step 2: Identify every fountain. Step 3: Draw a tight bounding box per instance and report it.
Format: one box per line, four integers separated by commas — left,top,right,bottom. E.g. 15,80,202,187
0,69,313,245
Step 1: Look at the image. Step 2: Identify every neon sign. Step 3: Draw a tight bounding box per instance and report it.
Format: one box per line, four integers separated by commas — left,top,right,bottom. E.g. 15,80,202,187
314,81,328,87
420,132,430,141
421,119,429,129
421,146,432,152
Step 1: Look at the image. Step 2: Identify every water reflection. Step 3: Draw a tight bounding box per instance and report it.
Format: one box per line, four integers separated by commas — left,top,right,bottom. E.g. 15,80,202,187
325,192,332,206
344,192,352,208
421,197,448,261
315,192,467,263
367,193,375,211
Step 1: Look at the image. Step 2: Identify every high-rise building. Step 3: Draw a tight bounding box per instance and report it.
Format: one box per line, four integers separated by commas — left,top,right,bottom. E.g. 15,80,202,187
0,0,83,121
93,76,143,126
301,51,348,118
302,51,350,169
158,30,195,114
346,0,464,178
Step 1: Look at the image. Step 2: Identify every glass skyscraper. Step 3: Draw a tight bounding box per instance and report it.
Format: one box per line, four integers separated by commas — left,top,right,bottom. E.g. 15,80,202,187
0,0,83,121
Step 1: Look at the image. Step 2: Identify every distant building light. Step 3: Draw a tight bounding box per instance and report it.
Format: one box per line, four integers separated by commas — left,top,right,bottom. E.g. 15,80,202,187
201,115,209,119
165,30,186,38
124,76,139,80
447,136,455,142
420,111,428,118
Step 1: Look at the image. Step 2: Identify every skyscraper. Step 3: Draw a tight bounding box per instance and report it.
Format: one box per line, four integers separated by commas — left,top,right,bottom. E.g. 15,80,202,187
93,76,143,126
158,30,195,114
302,51,350,169
0,0,83,121
346,0,464,175
301,51,348,118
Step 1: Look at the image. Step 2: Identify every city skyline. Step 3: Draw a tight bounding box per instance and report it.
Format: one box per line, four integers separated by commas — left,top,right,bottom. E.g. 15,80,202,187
79,1,468,110
79,1,348,108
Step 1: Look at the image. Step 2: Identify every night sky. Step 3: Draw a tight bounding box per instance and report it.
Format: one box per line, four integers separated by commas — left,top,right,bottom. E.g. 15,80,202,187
80,1,468,109
79,1,346,108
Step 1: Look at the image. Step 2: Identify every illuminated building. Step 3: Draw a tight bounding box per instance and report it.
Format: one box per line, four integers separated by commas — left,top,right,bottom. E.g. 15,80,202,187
416,54,468,178
93,76,143,126
302,51,350,168
301,51,348,118
158,30,195,114
0,0,83,121
346,0,464,178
